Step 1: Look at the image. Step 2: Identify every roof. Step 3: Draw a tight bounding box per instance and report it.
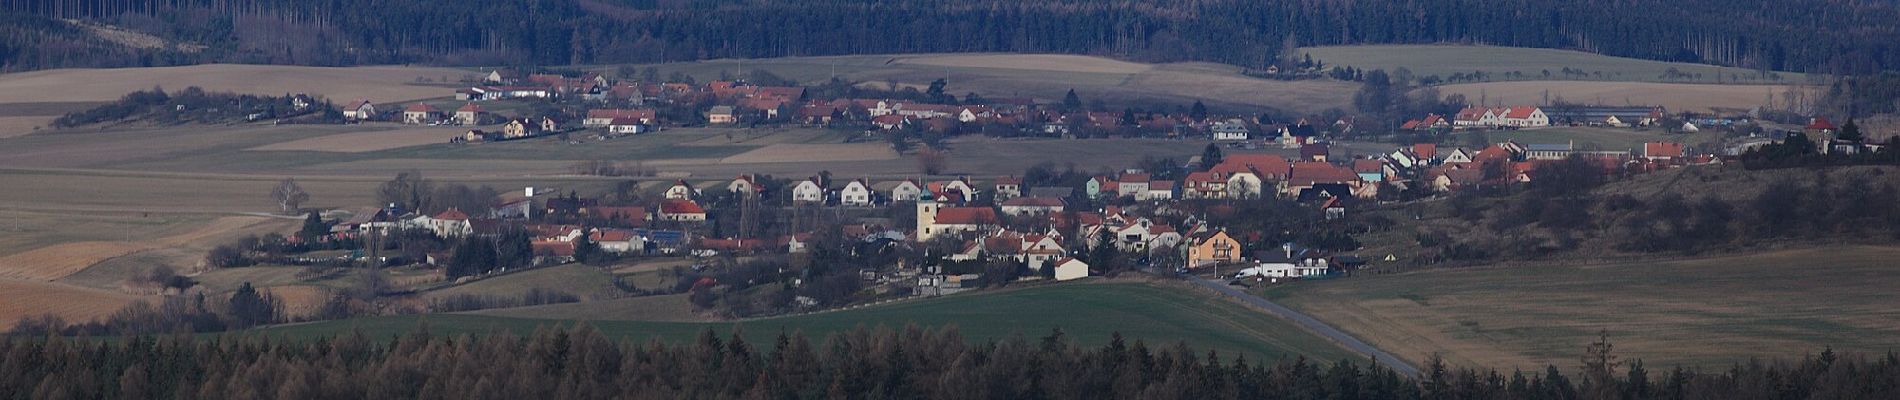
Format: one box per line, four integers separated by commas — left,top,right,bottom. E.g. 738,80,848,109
709,105,736,114
1000,196,1066,207
591,229,637,242
345,100,373,110
587,108,655,120
1807,116,1837,130
1644,142,1684,158
994,176,1022,185
1287,163,1360,186
1352,159,1384,173
1300,143,1330,158
532,240,575,257
1502,106,1542,119
1525,143,1572,152
1119,173,1151,183
934,207,999,225
1413,143,1438,159
404,103,438,113
432,208,469,221
659,200,705,215
456,103,483,113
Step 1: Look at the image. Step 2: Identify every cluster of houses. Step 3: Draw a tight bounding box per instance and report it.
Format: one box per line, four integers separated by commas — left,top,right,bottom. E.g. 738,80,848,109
1402,105,1673,131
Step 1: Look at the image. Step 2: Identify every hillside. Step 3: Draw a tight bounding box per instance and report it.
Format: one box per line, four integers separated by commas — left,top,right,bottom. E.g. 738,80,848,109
1267,245,1900,370
5,0,1897,74
263,281,1362,362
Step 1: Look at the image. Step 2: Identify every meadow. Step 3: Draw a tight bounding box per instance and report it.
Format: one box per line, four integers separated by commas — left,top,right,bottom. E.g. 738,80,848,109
1263,246,1900,370
1300,45,1808,84
262,281,1363,363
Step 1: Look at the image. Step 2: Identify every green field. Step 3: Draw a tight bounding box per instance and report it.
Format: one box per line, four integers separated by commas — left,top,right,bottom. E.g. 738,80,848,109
1300,45,1808,84
262,281,1362,362
1263,246,1900,371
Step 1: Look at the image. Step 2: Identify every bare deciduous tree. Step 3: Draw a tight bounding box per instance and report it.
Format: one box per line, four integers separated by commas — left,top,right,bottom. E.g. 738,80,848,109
270,178,310,214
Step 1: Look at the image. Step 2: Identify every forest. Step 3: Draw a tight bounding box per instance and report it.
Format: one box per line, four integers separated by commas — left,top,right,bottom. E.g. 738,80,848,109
2,0,1897,75
5,324,1899,399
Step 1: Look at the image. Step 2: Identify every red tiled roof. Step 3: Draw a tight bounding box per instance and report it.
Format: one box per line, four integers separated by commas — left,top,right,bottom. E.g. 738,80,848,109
935,207,999,225
660,200,705,215
532,240,575,257
1645,142,1684,158
1000,197,1066,207
1353,159,1384,173
1807,117,1837,130
1502,106,1540,119
591,229,637,242
404,103,438,113
994,176,1022,185
456,103,483,113
1413,143,1438,159
1287,162,1359,186
433,208,469,221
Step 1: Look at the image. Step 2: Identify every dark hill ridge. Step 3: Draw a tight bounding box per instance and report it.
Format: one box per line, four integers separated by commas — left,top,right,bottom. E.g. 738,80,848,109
2,0,1896,74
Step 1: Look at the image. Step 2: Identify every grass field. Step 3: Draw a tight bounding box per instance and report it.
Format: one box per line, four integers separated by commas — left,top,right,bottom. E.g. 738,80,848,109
262,281,1363,362
422,264,624,301
1300,45,1808,85
1264,246,1900,370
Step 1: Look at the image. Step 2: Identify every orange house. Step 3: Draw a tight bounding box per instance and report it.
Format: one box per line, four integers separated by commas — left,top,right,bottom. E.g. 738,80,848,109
1185,230,1242,269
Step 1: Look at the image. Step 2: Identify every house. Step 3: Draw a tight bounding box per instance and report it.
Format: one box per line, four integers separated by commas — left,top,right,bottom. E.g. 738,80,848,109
484,69,522,84
1210,119,1251,140
1117,173,1151,199
889,180,923,202
1524,143,1575,160
928,178,977,201
343,100,376,121
999,196,1066,216
728,175,763,196
402,103,441,125
1184,230,1242,269
993,176,1024,200
1283,163,1361,198
791,178,826,204
1300,143,1330,162
1644,142,1684,162
1441,148,1475,164
1453,107,1488,127
607,117,648,134
708,106,737,124
591,206,648,227
664,180,697,200
540,116,564,132
584,108,656,127
1433,168,1485,192
501,118,541,139
1181,171,1230,199
453,103,486,125
1496,106,1550,127
840,179,872,206
656,200,707,222
1353,159,1385,183
590,229,644,254
421,208,472,238
1146,180,1176,200
1050,257,1090,281
916,196,999,241
1322,197,1347,220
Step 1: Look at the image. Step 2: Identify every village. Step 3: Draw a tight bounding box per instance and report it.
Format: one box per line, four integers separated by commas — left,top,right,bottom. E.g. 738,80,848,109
254,66,1891,318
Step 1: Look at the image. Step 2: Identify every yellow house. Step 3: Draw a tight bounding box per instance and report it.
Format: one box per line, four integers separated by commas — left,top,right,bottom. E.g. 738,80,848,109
1185,230,1241,269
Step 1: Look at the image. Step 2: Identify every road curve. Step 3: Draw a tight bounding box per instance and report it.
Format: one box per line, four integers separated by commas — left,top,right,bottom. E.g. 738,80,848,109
1188,277,1422,377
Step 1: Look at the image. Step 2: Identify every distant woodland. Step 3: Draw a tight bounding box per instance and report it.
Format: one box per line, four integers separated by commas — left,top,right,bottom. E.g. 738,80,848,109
2,0,1897,74
7,324,1900,399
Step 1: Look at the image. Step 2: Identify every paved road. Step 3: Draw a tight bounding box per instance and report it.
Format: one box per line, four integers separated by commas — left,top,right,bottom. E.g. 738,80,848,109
1188,277,1422,377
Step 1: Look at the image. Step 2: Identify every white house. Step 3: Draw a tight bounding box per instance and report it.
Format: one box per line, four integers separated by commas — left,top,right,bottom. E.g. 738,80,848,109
999,196,1065,216
839,179,872,206
401,103,440,125
453,103,485,125
890,180,923,202
729,175,761,196
343,100,376,121
1211,119,1251,141
664,180,697,200
915,197,999,242
1051,257,1089,281
1496,106,1550,127
791,178,826,204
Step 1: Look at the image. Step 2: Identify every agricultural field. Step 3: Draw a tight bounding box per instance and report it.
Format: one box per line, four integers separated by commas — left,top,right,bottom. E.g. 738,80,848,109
1264,246,1900,370
605,53,1358,114
1300,45,1809,85
0,64,468,137
421,264,624,302
264,281,1363,363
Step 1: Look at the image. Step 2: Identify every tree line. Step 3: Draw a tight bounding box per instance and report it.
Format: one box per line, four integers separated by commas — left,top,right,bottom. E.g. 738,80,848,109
5,0,1899,74
5,323,1900,399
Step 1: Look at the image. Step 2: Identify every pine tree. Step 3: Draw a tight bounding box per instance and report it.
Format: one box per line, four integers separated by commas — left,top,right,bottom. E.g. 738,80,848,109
1201,143,1224,171
1062,89,1082,112
1189,100,1208,121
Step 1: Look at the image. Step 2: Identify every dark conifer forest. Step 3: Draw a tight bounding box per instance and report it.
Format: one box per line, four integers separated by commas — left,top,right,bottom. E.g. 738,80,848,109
2,0,1897,73
4,325,1898,399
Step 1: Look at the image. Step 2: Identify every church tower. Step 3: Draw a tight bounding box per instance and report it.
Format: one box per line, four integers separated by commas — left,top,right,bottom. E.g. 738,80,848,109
916,188,938,241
